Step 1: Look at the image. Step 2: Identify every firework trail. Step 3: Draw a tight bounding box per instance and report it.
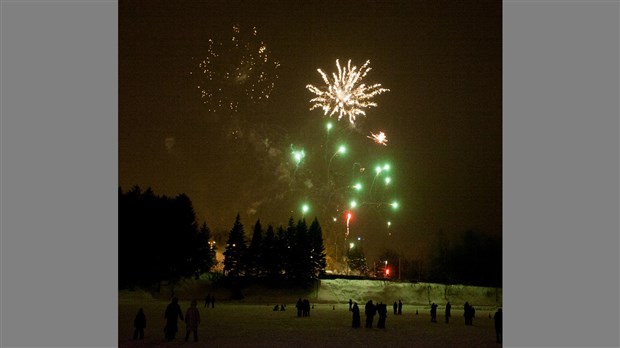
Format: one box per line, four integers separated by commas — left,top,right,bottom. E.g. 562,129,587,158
306,59,389,126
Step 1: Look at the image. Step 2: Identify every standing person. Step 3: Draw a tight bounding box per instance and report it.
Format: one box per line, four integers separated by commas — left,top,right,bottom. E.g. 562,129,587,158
377,303,387,329
349,299,353,311
204,293,210,308
445,302,452,323
133,308,146,340
351,303,361,328
430,303,438,322
393,301,398,315
398,300,403,315
464,302,471,325
494,308,502,343
184,300,201,342
471,305,476,325
303,299,311,317
296,298,303,317
364,300,376,328
164,297,184,341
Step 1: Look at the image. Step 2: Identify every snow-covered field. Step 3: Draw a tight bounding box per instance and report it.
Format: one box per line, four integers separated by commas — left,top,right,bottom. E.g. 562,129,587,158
119,279,502,347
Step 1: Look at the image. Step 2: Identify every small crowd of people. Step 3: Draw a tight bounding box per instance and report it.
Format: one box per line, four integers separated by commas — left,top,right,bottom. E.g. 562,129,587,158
296,298,312,317
463,301,476,325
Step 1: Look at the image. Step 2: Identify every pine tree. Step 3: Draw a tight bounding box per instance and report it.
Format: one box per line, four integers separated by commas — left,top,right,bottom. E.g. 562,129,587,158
262,224,279,279
308,218,327,278
194,222,216,277
246,219,264,277
223,214,247,277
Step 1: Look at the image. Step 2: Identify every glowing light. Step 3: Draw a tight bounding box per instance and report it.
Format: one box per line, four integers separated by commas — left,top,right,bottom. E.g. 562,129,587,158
387,221,391,228
349,242,355,249
375,166,383,174
350,200,358,209
337,145,346,154
368,131,388,146
385,177,391,185
385,268,391,276
383,164,390,171
391,201,399,209
353,183,362,191
302,204,309,214
292,149,305,165
306,59,389,125
326,122,333,131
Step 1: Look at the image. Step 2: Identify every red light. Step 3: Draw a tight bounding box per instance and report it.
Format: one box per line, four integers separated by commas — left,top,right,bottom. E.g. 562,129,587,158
385,268,391,276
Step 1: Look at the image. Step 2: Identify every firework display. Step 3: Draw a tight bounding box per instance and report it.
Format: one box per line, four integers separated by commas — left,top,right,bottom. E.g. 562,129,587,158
306,59,390,126
191,25,280,114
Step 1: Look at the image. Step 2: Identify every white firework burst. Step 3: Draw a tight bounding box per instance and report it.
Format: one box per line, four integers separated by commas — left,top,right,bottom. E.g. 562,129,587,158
367,131,388,146
306,59,389,126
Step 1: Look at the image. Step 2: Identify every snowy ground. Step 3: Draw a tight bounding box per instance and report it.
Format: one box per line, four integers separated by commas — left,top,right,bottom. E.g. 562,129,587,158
119,280,502,347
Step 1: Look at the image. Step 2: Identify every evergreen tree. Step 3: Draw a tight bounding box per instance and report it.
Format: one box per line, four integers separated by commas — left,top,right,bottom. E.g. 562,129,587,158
347,246,369,276
223,214,247,277
292,218,312,280
308,218,327,278
193,222,216,277
261,224,279,279
246,219,264,277
275,225,288,277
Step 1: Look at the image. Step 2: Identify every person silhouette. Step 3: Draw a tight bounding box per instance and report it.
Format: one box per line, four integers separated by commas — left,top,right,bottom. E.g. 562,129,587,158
364,300,376,328
445,302,452,323
398,300,403,315
351,303,361,328
349,298,353,311
494,308,502,343
133,308,146,340
393,301,398,315
184,299,200,342
377,303,387,329
164,297,184,341
296,298,303,317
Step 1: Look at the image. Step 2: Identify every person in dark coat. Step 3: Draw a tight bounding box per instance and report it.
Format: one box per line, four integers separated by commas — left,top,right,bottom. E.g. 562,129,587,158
349,299,353,311
471,306,476,325
393,301,398,315
164,297,184,341
398,300,403,315
464,302,470,325
303,299,311,317
494,308,502,343
445,302,452,323
430,303,438,322
133,308,146,340
184,299,200,342
351,302,361,328
377,303,388,329
296,298,303,317
364,300,376,328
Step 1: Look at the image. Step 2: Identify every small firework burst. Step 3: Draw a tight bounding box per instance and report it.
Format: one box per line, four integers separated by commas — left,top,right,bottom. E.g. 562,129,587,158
367,131,388,146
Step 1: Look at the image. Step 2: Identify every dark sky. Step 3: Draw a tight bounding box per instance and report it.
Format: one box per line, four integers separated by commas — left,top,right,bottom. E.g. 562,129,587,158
119,0,502,261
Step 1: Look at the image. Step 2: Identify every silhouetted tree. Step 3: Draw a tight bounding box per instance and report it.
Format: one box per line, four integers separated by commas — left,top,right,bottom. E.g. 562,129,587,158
308,218,327,278
261,224,280,279
246,219,264,277
223,214,247,277
347,245,369,276
193,222,216,277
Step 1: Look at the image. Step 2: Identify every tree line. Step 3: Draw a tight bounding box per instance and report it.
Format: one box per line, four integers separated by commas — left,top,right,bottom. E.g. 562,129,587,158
119,186,327,289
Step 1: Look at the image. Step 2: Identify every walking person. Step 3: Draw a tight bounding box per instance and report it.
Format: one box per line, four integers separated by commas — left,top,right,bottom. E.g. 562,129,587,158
445,302,452,323
164,297,184,341
184,300,201,342
133,308,146,340
494,308,502,343
351,302,361,328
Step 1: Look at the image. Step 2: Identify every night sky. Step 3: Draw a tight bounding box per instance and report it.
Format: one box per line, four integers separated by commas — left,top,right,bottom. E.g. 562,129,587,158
119,0,502,262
